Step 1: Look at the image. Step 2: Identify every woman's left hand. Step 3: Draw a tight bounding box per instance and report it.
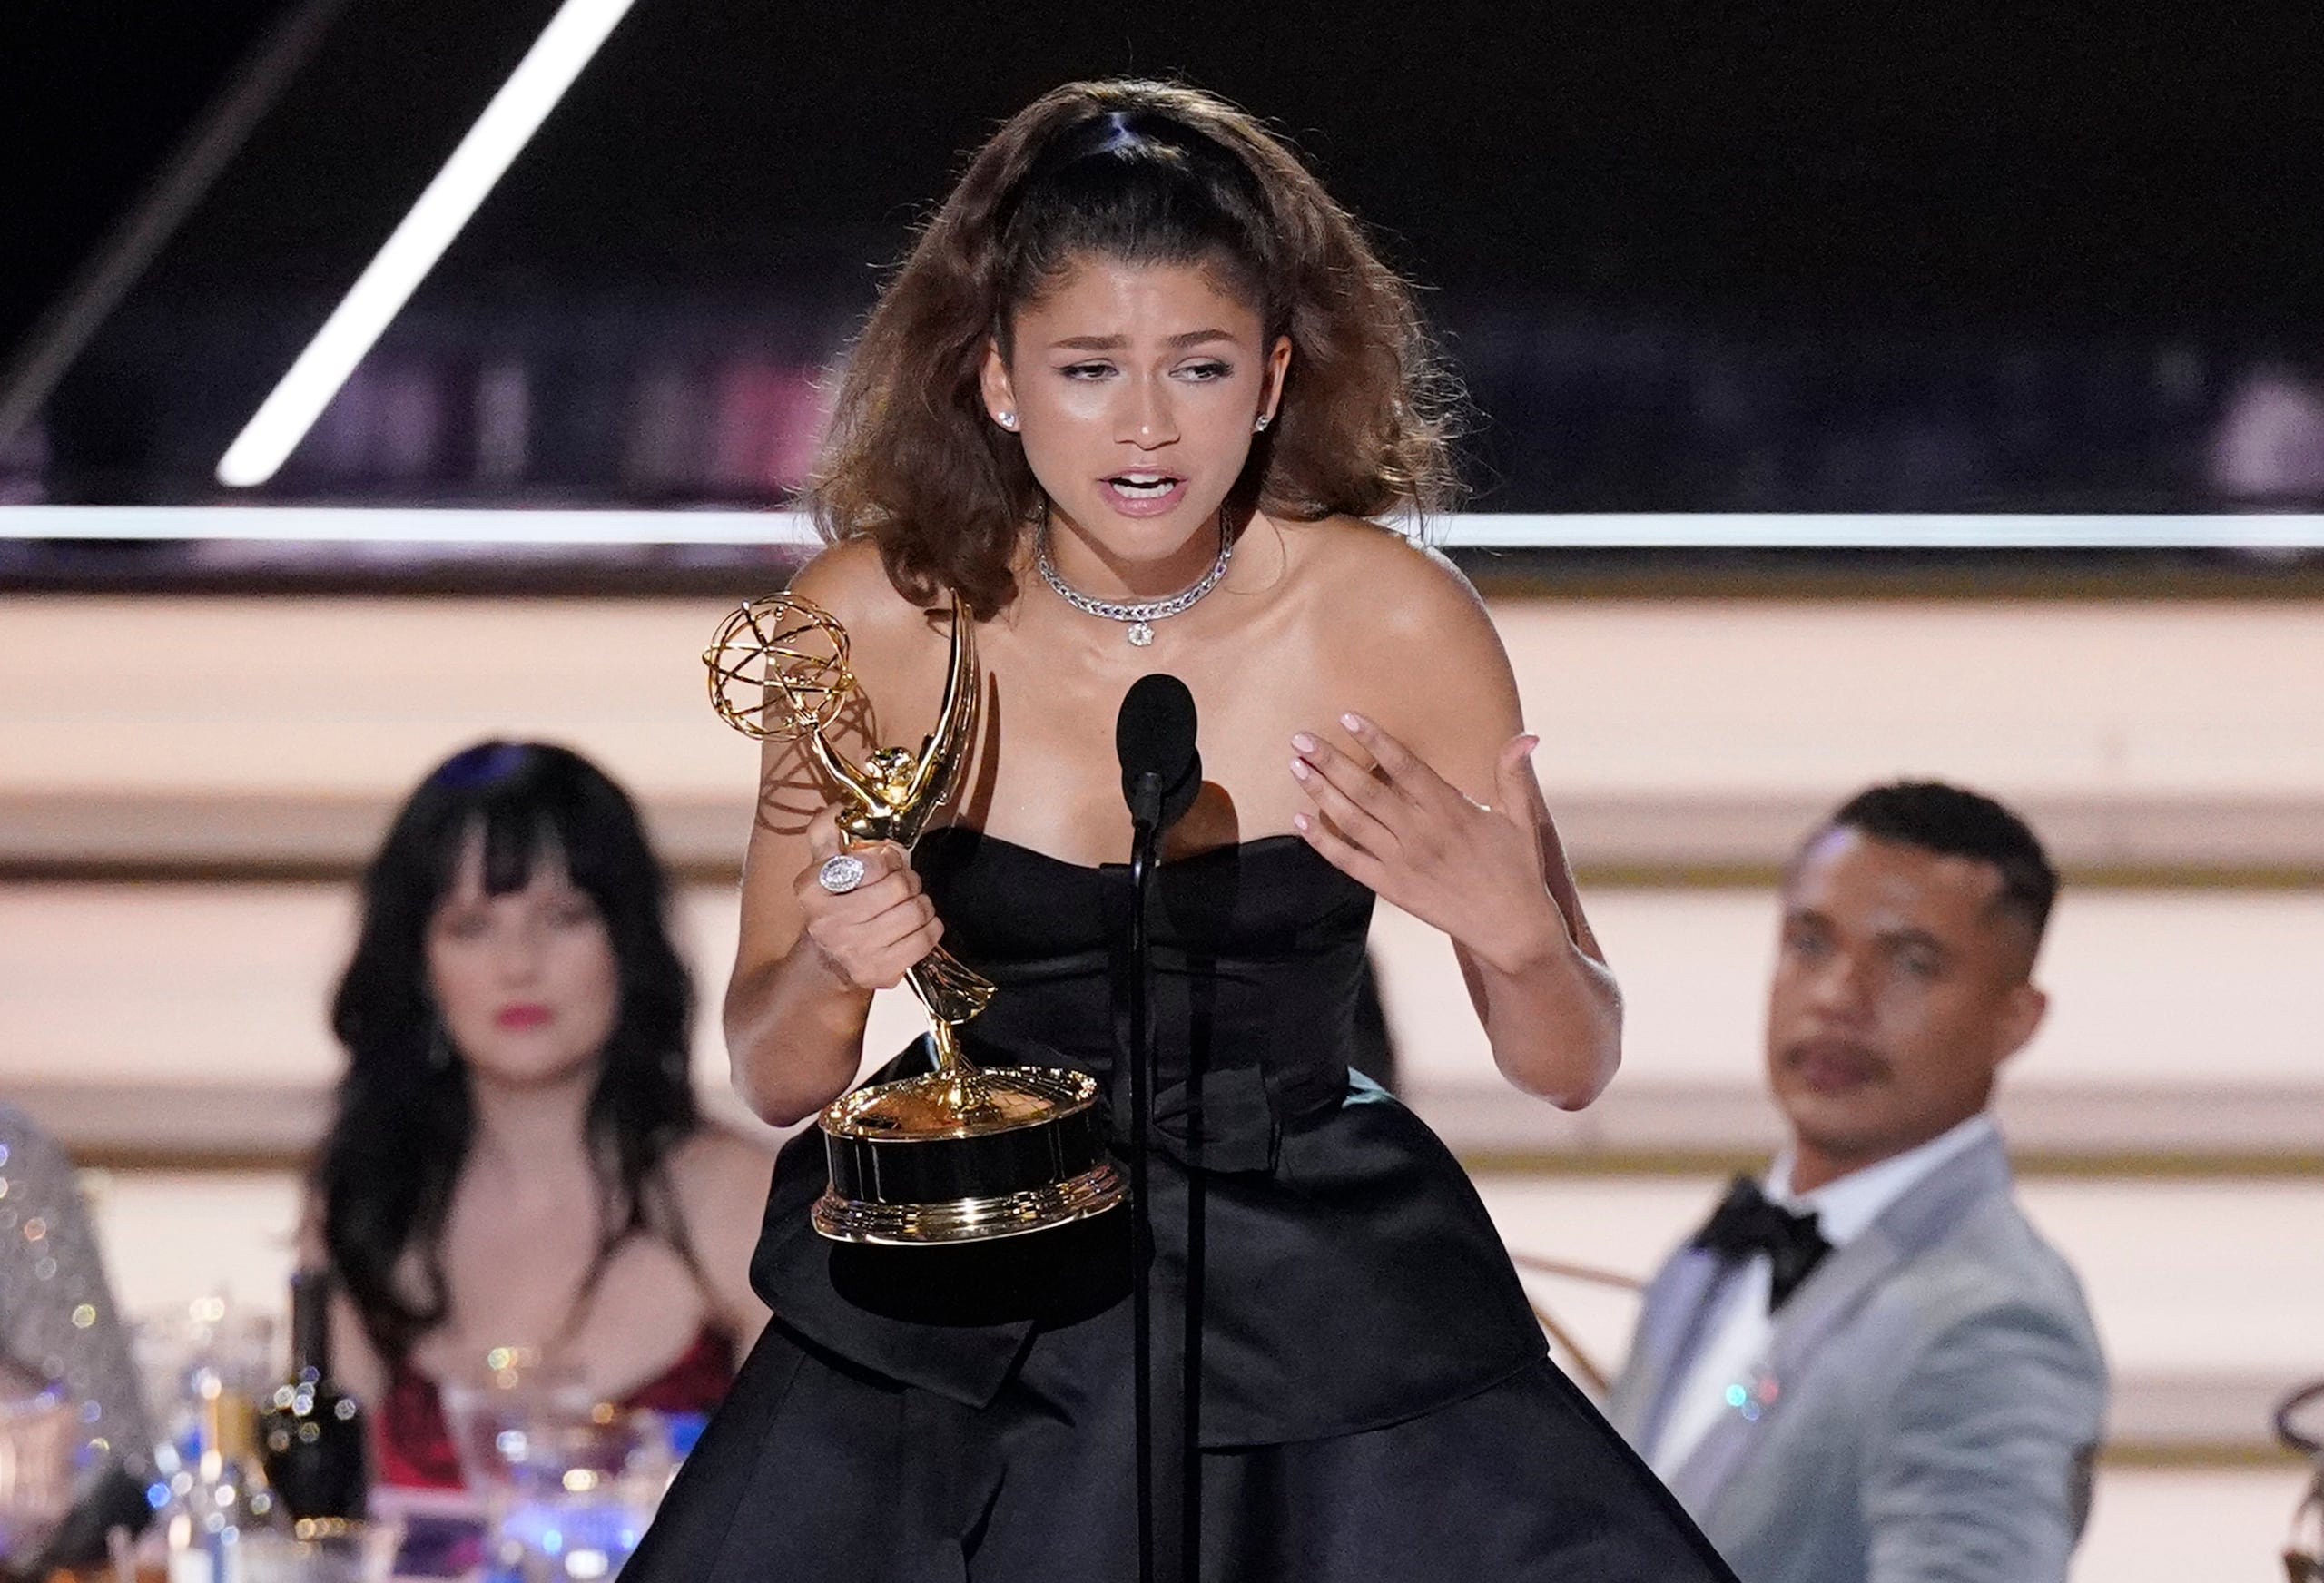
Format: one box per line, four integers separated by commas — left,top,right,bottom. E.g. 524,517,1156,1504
1291,713,1569,976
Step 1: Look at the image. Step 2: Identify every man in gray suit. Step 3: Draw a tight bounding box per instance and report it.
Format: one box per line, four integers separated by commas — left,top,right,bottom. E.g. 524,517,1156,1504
1607,782,2107,1583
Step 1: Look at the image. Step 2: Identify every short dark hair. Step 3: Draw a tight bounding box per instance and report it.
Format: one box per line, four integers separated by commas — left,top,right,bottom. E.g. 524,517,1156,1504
1822,781,2059,945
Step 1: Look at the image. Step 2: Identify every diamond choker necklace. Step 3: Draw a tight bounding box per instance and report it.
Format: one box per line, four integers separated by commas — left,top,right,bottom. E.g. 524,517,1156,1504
1034,510,1233,646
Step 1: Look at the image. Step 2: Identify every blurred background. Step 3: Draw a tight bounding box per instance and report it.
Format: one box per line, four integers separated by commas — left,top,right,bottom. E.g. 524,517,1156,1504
3,3,2322,1578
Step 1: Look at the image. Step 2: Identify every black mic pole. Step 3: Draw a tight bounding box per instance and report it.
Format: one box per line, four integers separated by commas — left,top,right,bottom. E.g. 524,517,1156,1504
1117,672,1198,1583
1127,768,1162,1583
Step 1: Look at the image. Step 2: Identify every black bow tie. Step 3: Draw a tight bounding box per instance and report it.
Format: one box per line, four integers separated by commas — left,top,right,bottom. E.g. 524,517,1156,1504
1691,1175,1834,1311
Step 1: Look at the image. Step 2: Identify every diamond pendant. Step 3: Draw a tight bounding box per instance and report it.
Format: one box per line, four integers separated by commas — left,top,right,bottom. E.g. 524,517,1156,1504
1127,621,1155,646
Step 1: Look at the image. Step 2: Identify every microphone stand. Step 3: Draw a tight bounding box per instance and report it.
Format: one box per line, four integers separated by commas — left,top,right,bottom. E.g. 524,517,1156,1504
1126,770,1162,1583
1116,671,1196,1583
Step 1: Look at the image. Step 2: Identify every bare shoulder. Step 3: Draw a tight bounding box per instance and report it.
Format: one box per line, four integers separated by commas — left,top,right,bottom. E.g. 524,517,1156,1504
785,538,931,643
1274,517,1521,794
665,1126,775,1214
1285,516,1507,668
660,1126,773,1335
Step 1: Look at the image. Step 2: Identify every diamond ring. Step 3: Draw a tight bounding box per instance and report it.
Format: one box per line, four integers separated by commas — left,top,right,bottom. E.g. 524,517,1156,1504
816,853,868,894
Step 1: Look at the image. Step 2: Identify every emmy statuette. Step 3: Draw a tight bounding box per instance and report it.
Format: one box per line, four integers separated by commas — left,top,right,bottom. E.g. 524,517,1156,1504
704,592,1126,1244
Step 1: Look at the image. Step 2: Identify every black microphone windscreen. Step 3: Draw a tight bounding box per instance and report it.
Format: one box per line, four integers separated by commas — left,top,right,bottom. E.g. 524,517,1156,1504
1116,674,1200,830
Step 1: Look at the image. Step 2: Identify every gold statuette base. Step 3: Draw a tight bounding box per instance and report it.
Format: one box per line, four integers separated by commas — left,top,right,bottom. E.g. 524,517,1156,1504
822,1064,1093,1141
814,1062,1118,1244
812,1160,1126,1245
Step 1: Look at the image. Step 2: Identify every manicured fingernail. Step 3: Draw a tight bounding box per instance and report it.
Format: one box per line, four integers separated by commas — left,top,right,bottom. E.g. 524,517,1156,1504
1292,812,1311,831
1341,713,1365,733
1291,733,1317,752
1290,757,1311,780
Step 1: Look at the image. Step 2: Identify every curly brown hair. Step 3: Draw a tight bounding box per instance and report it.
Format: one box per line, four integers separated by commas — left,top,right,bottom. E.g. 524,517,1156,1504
806,79,1463,619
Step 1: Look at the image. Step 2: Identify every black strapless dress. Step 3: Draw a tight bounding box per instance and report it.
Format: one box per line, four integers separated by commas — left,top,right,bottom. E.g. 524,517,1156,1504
626,831,1736,1581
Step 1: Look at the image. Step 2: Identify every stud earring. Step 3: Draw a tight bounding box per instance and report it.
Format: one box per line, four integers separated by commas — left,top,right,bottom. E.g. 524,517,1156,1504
996,410,1018,430
1254,413,1271,433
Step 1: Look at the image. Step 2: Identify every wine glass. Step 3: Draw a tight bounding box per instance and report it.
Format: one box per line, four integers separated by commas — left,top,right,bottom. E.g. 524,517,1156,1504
440,1352,672,1582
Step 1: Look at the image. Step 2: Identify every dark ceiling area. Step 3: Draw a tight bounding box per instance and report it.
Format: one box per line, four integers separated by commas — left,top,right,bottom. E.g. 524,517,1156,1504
9,5,2319,323
3,4,2322,511
0,1,289,356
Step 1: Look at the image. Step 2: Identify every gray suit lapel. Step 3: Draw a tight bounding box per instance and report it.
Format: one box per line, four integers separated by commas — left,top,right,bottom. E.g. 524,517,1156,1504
1667,1133,2015,1519
1622,1248,1728,1456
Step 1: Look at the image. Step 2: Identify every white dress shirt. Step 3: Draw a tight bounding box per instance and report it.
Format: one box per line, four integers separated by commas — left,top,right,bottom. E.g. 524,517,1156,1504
1646,1112,1998,1480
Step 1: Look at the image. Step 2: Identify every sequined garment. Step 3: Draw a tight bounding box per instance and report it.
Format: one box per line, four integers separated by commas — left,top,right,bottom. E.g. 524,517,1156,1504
0,1104,153,1480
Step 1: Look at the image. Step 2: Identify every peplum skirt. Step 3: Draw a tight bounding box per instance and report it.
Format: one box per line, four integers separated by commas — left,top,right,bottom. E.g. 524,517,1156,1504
625,1049,1738,1581
625,1213,1738,1581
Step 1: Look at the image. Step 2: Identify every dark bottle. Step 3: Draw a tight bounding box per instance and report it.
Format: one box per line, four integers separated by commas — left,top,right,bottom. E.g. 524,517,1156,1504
258,1268,369,1526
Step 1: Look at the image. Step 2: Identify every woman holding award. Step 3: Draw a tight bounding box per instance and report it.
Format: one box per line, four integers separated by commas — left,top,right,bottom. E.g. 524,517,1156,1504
633,81,1736,1581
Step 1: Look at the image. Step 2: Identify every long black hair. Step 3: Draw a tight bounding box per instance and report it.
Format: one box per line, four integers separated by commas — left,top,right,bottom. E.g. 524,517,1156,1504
314,742,698,1360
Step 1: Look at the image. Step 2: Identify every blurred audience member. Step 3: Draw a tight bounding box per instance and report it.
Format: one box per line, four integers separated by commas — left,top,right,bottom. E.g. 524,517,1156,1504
1607,782,2106,1583
0,1103,154,1564
310,742,771,1490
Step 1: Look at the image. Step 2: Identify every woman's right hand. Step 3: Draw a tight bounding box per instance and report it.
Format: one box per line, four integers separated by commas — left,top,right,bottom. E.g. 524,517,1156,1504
792,813,943,991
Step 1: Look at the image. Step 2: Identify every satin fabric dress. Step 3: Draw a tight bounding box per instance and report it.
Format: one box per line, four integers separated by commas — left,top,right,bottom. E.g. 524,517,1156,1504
625,830,1737,1581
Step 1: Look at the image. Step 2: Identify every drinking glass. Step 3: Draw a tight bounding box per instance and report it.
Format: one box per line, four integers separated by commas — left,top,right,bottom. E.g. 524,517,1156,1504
440,1353,672,1582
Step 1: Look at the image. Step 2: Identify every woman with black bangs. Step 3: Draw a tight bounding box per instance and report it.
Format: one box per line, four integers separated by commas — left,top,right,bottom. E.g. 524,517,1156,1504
308,741,771,1491
630,82,1738,1581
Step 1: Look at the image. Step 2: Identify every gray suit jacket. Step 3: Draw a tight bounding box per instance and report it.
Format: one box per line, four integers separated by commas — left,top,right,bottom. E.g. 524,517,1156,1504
1605,1133,2107,1583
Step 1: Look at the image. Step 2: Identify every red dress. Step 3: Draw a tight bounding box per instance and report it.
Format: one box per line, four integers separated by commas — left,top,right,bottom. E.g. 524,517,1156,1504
372,1327,738,1490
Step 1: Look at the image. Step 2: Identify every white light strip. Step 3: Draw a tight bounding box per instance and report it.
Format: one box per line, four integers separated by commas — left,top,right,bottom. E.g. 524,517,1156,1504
0,506,814,545
1443,513,2324,550
6,508,2324,549
214,0,636,489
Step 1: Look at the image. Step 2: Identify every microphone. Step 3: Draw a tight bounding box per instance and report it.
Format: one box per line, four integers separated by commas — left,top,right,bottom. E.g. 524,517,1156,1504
1112,670,1200,1583
1116,673,1201,833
